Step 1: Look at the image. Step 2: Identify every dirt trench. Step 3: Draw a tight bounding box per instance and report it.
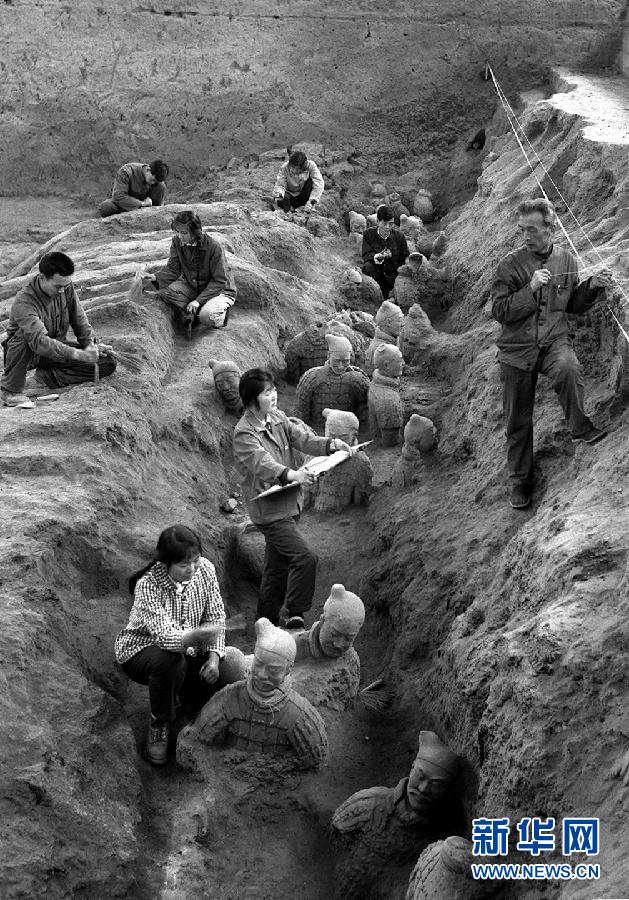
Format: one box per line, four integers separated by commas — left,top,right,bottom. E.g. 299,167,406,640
100,301,465,898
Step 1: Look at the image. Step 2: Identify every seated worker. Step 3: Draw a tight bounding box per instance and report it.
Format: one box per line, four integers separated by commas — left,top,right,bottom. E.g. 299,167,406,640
295,333,370,428
98,159,169,217
1,252,116,408
295,583,365,662
114,525,231,767
272,149,325,213
233,368,354,629
147,210,236,329
177,617,328,770
362,205,410,299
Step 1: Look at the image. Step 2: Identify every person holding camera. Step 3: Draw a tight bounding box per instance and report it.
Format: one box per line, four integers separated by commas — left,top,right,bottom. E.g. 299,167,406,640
361,205,410,298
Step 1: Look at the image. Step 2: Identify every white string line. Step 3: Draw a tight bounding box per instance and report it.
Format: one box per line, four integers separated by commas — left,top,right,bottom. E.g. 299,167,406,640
487,63,629,346
488,65,629,302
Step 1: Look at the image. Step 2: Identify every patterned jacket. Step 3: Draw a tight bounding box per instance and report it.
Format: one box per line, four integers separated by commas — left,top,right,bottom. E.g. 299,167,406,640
295,362,370,427
114,557,226,663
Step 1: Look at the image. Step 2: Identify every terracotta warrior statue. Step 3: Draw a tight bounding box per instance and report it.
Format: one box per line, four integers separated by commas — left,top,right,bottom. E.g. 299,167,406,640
295,583,365,662
208,358,243,413
313,409,373,513
406,837,494,900
331,730,459,900
368,343,404,446
396,414,437,487
296,333,370,428
176,618,328,770
365,300,404,374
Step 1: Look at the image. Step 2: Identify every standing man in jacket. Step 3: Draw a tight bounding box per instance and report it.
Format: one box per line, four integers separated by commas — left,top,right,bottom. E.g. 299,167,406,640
98,160,169,217
272,150,325,214
233,368,353,629
1,252,116,407
361,205,410,299
150,210,236,329
491,198,614,509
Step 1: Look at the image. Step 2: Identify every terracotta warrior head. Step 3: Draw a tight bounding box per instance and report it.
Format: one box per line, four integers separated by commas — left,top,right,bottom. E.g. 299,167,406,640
322,408,360,446
375,300,404,338
318,583,365,657
407,730,459,815
209,358,242,410
373,343,404,379
326,332,353,376
250,617,296,699
404,414,437,454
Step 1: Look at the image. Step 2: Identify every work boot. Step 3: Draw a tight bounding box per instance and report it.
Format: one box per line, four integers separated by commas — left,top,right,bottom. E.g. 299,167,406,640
145,716,170,766
1,389,35,408
509,483,532,509
573,426,608,445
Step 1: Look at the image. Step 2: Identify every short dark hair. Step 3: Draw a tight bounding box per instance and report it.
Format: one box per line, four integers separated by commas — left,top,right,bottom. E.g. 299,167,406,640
39,252,75,278
239,368,275,408
150,159,169,181
172,210,203,241
376,205,395,222
517,197,556,228
129,524,202,593
288,150,308,170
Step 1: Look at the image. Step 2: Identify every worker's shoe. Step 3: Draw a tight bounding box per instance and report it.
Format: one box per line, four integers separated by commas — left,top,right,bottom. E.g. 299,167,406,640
1,389,35,408
573,426,608,445
145,717,170,766
509,483,532,510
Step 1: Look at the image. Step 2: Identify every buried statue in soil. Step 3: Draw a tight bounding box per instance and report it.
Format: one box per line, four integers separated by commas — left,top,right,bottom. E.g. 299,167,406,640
330,730,459,900
296,333,370,428
406,837,495,900
295,582,365,663
313,408,373,513
208,358,243,413
365,299,404,374
177,617,328,770
368,343,404,446
394,414,438,487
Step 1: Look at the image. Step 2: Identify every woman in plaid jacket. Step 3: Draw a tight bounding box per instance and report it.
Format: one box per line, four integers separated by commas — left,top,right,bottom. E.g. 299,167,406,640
115,524,227,766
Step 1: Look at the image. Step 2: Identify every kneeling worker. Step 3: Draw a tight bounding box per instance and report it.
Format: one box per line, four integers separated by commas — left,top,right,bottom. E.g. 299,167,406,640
1,252,116,407
149,210,236,329
98,159,169,217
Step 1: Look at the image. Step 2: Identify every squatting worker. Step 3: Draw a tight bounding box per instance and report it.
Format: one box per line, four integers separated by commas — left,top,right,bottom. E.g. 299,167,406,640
233,368,354,629
491,197,614,510
146,210,236,329
98,159,169,217
115,525,229,767
361,204,410,299
1,252,117,408
272,150,325,213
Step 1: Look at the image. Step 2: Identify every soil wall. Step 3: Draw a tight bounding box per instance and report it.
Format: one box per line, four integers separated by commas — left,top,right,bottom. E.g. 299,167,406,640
1,0,624,200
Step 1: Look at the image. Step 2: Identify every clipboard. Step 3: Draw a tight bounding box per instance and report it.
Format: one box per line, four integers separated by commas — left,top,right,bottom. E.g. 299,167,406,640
253,441,373,500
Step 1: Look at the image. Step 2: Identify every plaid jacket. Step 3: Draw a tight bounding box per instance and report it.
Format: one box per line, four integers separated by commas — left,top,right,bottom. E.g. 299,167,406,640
114,557,226,664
